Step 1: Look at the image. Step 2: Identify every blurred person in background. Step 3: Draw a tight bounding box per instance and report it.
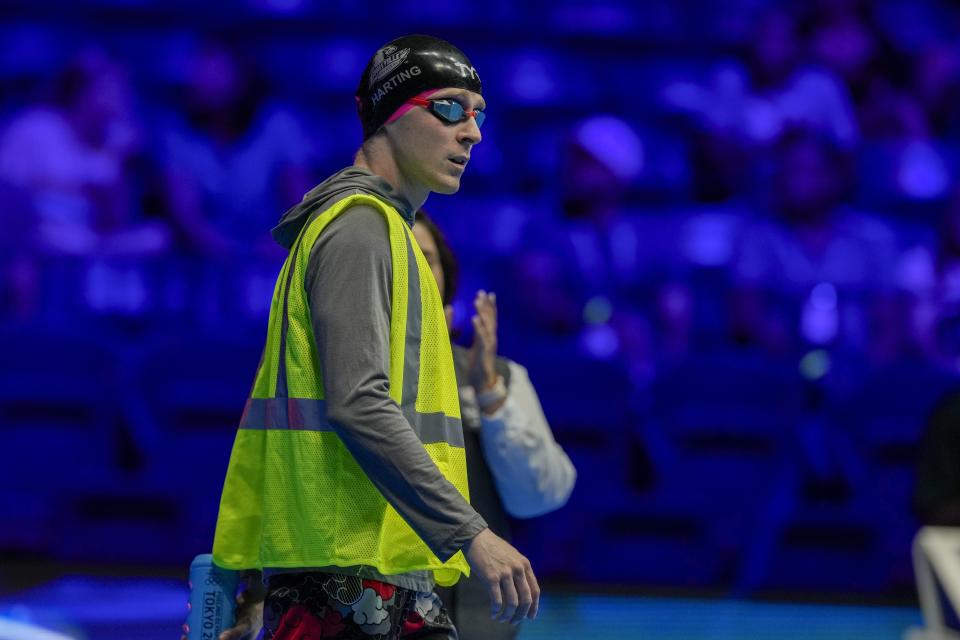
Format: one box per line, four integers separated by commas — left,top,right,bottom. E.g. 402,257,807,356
915,389,960,527
0,47,169,259
507,115,656,381
851,15,953,203
158,37,314,259
897,188,960,366
416,210,576,640
0,46,169,317
664,8,858,201
731,130,899,358
803,0,882,102
856,71,928,142
0,178,39,318
912,43,960,140
555,116,645,302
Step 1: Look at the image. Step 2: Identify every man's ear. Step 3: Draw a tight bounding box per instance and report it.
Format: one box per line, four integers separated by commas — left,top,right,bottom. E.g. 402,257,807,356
444,304,455,329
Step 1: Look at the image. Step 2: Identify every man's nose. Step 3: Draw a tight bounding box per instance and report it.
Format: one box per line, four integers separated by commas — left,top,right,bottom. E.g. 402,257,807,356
458,116,482,146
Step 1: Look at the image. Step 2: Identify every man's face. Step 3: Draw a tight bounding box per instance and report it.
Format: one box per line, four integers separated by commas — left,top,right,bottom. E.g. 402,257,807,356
412,223,445,301
385,88,484,195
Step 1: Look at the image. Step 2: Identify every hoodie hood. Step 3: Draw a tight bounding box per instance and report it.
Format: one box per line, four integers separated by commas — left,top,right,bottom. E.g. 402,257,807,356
271,167,415,249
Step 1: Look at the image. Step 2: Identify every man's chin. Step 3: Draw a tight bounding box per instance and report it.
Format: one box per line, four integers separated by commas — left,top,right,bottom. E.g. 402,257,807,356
432,176,462,195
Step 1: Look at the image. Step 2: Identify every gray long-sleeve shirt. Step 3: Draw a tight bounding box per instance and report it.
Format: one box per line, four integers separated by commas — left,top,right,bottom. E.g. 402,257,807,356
267,167,486,591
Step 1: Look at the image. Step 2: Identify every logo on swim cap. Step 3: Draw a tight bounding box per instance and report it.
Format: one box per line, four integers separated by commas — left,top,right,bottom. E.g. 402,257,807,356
453,62,480,83
369,46,411,87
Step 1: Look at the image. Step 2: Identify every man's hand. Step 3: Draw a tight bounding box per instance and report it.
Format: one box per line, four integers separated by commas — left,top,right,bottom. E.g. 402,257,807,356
216,588,264,639
463,527,540,625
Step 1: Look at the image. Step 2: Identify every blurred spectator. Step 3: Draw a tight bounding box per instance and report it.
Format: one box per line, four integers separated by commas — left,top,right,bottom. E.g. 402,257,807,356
913,43,960,139
508,115,657,377
557,116,645,299
849,8,925,143
731,130,898,356
504,117,642,340
664,9,858,201
857,75,928,142
0,179,37,318
507,247,582,338
0,47,169,258
898,188,960,366
821,1,959,203
158,38,315,259
915,389,960,526
803,0,881,102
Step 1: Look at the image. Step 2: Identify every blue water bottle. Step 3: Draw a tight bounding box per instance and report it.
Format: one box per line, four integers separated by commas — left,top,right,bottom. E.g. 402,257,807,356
185,553,240,640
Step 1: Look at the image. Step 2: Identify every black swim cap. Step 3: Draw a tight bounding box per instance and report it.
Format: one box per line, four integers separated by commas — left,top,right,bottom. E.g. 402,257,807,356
356,34,482,140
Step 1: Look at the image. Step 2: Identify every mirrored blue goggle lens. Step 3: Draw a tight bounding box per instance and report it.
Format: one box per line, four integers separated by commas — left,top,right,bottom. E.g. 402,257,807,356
432,101,485,128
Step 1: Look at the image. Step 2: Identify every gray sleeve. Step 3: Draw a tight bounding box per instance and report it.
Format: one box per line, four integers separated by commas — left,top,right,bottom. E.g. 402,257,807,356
306,205,487,561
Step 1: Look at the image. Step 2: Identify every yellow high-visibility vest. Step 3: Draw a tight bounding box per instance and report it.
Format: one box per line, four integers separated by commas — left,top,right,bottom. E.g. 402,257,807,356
212,193,469,586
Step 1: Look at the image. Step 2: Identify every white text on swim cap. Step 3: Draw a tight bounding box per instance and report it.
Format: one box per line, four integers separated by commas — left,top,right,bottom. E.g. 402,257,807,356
371,66,422,106
453,62,480,83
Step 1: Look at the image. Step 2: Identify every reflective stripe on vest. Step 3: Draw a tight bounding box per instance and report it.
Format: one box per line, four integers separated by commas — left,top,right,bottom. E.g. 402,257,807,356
238,397,464,447
213,193,469,587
